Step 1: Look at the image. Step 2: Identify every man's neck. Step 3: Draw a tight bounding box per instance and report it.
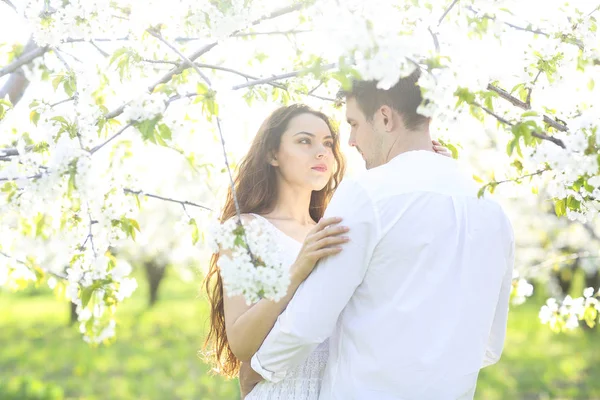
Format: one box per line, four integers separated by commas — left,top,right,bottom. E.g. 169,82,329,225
386,129,433,163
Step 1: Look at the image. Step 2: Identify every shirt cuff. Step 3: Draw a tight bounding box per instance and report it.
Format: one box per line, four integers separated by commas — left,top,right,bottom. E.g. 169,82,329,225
250,353,288,383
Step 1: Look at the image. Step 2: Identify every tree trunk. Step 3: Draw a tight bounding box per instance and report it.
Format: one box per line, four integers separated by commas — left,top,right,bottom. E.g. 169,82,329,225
144,260,167,307
69,301,78,325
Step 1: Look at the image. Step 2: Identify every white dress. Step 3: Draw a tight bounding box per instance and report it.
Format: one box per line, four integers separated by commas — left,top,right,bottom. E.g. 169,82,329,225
245,214,329,400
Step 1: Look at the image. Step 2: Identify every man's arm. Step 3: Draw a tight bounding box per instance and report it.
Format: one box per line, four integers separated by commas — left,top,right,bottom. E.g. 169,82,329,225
250,179,380,382
482,234,515,367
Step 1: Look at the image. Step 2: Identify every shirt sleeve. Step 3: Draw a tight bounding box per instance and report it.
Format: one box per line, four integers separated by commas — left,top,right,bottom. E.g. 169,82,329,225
250,178,380,382
482,233,515,368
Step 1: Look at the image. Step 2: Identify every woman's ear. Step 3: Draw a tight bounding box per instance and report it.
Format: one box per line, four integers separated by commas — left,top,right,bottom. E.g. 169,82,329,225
269,152,279,167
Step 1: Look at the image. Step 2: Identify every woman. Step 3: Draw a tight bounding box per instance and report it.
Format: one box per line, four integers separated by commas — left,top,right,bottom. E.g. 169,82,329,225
203,104,450,399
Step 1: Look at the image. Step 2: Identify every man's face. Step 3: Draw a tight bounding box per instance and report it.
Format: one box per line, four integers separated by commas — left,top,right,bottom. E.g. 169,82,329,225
345,97,386,169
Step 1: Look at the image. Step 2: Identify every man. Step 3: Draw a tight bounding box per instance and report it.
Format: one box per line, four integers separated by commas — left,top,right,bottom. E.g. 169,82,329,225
247,68,515,399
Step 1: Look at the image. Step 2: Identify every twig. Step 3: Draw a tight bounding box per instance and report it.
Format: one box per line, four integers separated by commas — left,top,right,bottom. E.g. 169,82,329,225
428,27,440,53
438,0,460,26
65,36,130,43
49,97,74,108
90,40,110,57
525,69,543,107
0,250,68,280
232,63,336,90
123,189,212,211
147,29,212,86
90,122,133,154
1,0,17,12
0,172,43,182
493,168,550,185
232,29,310,37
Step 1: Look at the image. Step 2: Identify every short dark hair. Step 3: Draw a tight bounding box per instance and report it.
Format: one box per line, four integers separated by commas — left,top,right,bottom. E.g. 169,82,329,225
337,68,429,130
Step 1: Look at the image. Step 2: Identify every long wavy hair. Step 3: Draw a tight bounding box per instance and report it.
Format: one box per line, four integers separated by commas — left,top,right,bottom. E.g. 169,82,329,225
202,104,346,378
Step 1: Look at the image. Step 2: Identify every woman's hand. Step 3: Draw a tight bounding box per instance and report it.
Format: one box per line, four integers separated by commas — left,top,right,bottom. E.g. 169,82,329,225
239,362,263,399
291,217,349,282
432,139,453,158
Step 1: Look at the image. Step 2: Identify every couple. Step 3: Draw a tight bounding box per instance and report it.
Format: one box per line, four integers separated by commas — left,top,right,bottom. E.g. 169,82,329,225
203,69,514,400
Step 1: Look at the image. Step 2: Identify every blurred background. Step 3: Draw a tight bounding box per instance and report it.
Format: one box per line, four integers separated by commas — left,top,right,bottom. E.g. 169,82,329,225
1,252,600,400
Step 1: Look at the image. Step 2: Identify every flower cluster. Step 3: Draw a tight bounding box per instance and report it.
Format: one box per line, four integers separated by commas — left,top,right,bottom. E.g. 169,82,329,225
25,0,113,47
208,216,290,306
539,287,600,332
122,93,169,123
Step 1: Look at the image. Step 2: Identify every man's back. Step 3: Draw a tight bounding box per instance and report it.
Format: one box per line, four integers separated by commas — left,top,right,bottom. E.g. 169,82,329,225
320,150,514,399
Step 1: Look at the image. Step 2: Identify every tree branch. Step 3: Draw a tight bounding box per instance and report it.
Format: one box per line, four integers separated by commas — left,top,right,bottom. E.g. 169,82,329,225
89,40,110,57
438,0,460,26
89,122,133,154
147,29,212,86
0,172,43,182
232,63,336,90
232,29,310,37
123,189,212,211
104,42,217,120
49,97,75,108
0,45,49,78
103,3,307,121
492,168,550,185
1,0,17,12
486,84,568,133
0,250,68,280
474,102,566,148
487,84,530,109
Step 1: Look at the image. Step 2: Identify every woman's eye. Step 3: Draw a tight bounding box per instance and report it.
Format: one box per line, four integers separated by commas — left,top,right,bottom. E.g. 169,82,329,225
299,139,311,144
324,142,334,148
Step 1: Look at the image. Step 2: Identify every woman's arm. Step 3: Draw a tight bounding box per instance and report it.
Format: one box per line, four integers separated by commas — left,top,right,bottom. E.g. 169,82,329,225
224,263,306,362
223,215,349,363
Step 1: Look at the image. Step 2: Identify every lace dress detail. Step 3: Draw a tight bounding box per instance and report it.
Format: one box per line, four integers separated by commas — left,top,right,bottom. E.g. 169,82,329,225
245,214,329,400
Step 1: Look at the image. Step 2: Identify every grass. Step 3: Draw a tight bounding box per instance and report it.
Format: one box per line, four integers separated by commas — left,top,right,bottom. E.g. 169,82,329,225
1,270,599,400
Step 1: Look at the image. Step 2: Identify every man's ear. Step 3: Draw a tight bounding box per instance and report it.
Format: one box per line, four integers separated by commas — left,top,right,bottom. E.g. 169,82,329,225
379,105,395,132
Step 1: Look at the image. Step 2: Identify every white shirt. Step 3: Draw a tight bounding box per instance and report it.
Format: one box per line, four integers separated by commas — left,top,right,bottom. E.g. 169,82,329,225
251,150,515,400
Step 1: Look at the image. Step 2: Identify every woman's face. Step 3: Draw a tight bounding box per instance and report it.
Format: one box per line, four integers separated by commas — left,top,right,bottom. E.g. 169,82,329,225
270,113,335,192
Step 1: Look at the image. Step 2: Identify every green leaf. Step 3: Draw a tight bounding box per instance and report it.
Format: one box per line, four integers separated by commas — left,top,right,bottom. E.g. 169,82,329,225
473,175,484,183
67,168,77,196
196,83,209,95
554,198,567,217
136,117,160,141
567,196,581,211
52,75,64,92
109,47,129,66
51,116,69,126
190,218,199,245
477,186,487,198
30,110,40,126
521,110,539,118
81,287,94,308
584,306,598,328
157,123,172,140
128,218,141,232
